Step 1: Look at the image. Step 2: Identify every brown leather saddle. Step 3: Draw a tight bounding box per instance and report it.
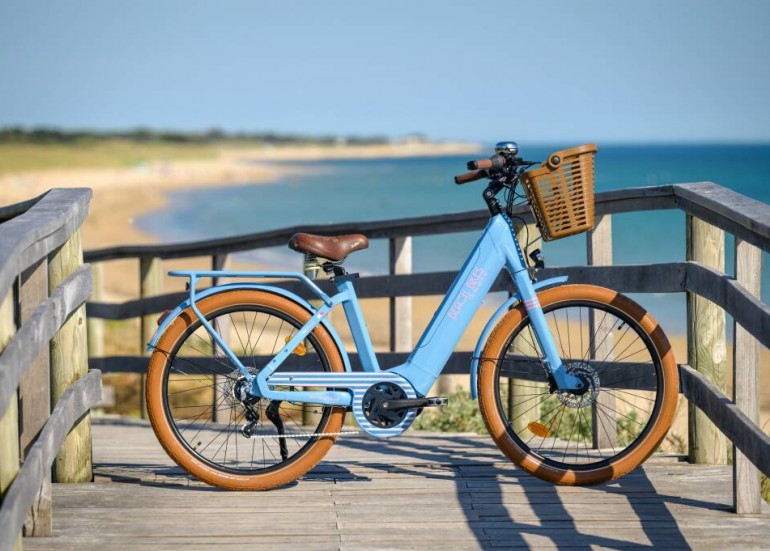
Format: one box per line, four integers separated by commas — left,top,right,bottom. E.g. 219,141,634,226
288,232,369,261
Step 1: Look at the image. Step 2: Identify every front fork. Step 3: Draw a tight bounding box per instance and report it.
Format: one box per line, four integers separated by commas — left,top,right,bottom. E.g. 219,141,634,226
510,267,585,392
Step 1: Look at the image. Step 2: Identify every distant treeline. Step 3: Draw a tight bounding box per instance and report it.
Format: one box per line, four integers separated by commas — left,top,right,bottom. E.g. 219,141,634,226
0,127,400,146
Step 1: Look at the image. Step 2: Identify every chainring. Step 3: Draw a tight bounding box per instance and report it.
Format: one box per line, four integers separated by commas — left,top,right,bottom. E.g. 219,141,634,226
362,382,409,428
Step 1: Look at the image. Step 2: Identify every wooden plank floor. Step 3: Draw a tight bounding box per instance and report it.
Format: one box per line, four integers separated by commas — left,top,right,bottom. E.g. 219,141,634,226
24,417,770,550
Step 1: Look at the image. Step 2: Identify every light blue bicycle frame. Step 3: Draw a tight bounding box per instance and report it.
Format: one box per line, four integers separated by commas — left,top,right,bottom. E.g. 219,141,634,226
158,211,584,413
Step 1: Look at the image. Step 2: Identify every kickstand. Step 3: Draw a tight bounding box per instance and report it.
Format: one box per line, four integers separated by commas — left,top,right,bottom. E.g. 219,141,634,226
265,401,288,461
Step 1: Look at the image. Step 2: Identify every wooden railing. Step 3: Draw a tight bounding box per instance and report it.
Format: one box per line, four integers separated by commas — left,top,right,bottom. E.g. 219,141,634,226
83,182,769,514
0,189,100,550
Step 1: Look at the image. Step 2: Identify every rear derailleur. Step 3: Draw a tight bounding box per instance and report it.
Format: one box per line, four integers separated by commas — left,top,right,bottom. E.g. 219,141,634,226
236,379,289,461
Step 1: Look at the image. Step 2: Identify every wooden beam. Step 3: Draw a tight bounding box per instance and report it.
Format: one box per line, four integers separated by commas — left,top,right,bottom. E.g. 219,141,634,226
210,254,229,423
83,186,681,262
89,352,659,389
17,257,51,537
0,188,92,544
49,230,92,484
732,238,762,514
0,193,45,223
86,262,104,359
683,261,770,350
0,291,20,551
17,259,49,453
674,183,770,254
588,214,617,449
0,266,92,416
680,364,770,479
0,371,101,551
389,237,413,353
139,258,163,419
686,215,727,465
0,188,91,304
85,262,693,320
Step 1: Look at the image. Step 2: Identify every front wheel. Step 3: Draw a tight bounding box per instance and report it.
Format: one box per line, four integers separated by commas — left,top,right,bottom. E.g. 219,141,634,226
478,284,678,485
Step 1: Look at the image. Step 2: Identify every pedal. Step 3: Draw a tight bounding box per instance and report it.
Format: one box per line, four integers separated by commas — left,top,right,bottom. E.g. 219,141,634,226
423,397,448,407
380,397,448,411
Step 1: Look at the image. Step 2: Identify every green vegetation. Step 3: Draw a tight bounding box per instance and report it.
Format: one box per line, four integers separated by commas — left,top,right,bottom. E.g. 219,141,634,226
0,127,392,146
0,140,219,174
536,395,642,446
411,388,647,448
412,388,488,434
0,127,392,175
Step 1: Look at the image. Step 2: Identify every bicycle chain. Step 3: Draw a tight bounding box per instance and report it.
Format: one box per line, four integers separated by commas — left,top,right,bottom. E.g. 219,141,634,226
246,430,361,440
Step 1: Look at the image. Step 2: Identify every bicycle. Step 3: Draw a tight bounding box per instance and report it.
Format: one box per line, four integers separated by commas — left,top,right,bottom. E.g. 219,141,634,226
145,142,679,490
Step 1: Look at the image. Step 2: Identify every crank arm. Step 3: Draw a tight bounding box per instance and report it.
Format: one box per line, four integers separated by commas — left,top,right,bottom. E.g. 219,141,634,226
380,397,448,411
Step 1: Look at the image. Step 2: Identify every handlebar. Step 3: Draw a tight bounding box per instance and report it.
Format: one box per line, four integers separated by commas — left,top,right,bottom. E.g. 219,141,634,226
454,169,489,185
467,154,506,171
454,144,539,189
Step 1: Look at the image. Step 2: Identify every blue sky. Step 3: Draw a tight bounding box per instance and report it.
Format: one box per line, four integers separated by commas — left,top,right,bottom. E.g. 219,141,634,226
1,0,768,143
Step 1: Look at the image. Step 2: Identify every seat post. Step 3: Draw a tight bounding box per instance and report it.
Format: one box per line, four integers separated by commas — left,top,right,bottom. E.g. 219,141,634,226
303,253,321,280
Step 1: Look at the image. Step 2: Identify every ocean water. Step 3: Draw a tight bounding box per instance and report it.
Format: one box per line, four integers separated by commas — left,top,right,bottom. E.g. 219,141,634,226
137,144,770,336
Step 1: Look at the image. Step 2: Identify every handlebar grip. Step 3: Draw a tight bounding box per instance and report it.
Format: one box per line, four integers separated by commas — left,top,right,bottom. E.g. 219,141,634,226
467,154,505,171
454,170,488,185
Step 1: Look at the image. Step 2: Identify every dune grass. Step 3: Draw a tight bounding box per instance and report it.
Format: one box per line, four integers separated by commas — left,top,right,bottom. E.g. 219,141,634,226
0,140,222,175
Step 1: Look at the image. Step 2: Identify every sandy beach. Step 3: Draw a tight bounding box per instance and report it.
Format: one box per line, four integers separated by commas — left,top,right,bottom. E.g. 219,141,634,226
1,141,483,300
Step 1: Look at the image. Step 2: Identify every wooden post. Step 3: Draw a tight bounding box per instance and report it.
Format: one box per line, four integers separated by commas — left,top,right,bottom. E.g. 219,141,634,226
18,257,52,536
211,254,229,423
732,238,762,513
389,237,413,354
49,229,92,483
588,215,617,449
86,262,104,359
686,215,727,464
0,291,21,550
510,223,543,432
140,257,163,419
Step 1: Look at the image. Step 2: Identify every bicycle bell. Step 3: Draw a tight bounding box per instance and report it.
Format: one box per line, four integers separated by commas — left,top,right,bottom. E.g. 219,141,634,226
494,141,519,156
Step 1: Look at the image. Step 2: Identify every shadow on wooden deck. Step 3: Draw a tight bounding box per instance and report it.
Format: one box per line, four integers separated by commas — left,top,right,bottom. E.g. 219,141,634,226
23,418,770,550
331,435,693,549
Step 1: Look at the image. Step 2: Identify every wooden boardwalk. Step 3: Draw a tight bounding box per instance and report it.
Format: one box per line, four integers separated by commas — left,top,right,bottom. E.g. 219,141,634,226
22,418,770,551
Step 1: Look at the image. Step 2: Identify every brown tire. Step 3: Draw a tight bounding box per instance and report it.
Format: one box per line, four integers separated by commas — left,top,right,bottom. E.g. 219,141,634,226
146,289,346,490
478,284,678,485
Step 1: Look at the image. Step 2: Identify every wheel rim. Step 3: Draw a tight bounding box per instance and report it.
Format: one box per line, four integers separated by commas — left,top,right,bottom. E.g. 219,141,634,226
493,299,665,470
158,304,334,475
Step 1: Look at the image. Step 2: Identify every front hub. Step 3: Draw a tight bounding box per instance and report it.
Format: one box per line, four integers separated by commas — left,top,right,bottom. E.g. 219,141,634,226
556,362,600,409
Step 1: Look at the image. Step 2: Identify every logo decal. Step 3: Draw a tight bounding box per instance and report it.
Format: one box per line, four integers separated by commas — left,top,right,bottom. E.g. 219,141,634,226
447,267,488,319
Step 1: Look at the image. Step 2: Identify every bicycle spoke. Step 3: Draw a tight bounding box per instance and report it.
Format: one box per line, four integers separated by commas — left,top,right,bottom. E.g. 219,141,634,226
158,302,339,476
603,387,657,402
492,297,668,472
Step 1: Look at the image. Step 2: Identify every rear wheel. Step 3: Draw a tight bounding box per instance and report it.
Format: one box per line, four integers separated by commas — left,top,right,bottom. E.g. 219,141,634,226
146,289,346,490
478,284,678,485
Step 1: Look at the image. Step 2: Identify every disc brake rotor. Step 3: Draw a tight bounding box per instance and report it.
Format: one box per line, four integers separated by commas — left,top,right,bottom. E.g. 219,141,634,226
556,362,600,409
222,367,259,408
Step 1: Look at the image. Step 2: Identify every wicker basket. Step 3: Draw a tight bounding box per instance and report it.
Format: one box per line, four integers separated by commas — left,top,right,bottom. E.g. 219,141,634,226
520,144,597,241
